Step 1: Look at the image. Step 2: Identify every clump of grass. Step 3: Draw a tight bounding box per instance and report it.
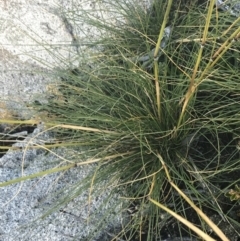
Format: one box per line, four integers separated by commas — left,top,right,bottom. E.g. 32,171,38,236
2,0,240,240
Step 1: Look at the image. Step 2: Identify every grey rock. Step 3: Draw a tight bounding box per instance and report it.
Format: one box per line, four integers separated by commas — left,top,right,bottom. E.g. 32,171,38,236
0,125,124,241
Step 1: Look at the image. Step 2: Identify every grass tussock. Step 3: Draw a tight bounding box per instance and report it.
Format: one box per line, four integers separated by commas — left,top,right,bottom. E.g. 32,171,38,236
2,0,240,240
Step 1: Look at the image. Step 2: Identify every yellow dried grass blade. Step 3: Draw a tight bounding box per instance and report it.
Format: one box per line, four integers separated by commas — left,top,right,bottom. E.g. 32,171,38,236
149,198,216,241
153,0,173,120
177,0,215,128
170,181,229,241
157,154,230,241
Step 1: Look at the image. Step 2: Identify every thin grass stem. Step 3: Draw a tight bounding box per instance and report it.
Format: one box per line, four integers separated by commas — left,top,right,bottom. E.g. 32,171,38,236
153,0,173,120
157,154,230,241
149,198,217,241
177,0,216,128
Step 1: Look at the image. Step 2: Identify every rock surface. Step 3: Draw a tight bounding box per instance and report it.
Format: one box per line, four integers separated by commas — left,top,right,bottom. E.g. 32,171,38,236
0,125,124,240
1,0,150,240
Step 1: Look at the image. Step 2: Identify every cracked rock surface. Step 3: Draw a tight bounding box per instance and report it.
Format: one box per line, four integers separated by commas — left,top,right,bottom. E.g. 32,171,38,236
0,0,143,240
